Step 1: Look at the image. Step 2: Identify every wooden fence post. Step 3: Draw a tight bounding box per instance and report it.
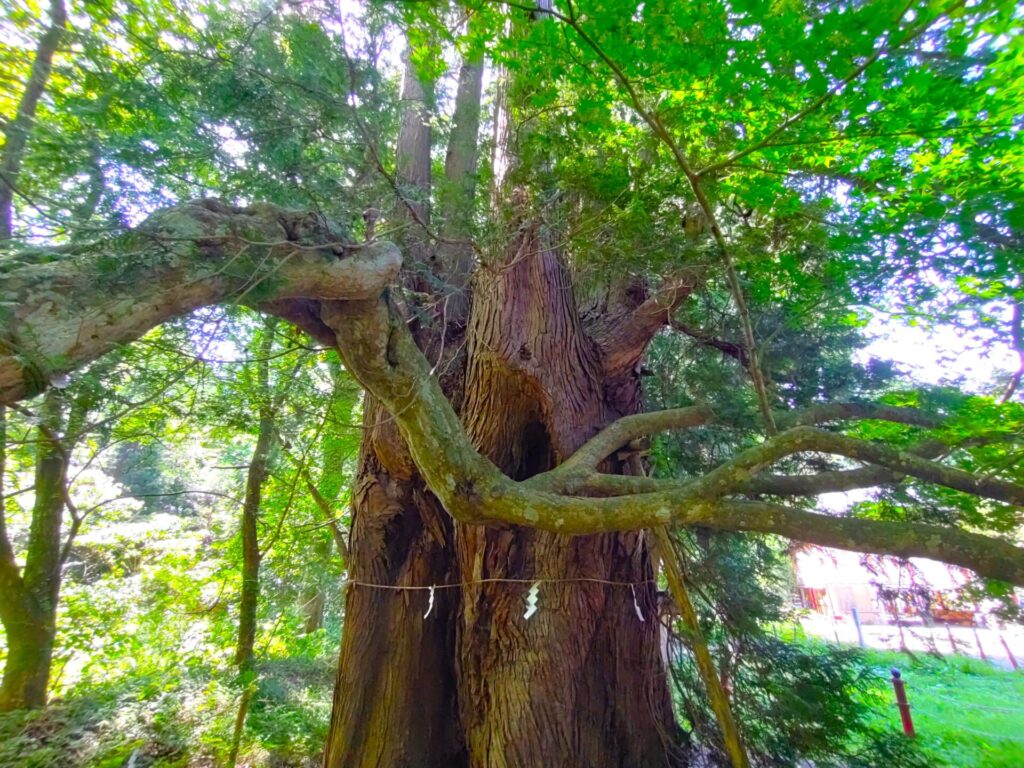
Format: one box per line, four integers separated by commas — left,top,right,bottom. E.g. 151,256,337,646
973,626,987,661
999,635,1020,671
852,607,866,648
891,668,915,737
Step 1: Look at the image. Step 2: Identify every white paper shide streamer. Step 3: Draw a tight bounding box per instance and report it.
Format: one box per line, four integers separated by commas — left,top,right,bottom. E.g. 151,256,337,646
524,581,540,620
630,584,645,622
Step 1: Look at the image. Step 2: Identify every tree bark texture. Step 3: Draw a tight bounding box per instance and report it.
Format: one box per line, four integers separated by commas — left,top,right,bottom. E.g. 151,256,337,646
235,318,278,670
323,218,683,767
394,47,433,280
0,613,54,710
0,390,67,710
323,403,465,768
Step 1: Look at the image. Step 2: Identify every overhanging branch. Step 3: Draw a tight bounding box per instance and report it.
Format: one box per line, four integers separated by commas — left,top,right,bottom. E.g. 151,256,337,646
324,294,1024,585
0,199,401,405
3,216,1021,586
692,426,1024,506
700,500,1024,585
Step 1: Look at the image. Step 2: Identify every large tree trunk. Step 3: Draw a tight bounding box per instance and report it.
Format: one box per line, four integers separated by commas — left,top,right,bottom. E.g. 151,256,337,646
323,404,465,768
455,217,680,767
323,211,682,766
323,15,680,762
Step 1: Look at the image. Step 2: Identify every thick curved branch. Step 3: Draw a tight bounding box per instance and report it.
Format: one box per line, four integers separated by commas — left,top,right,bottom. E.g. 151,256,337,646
548,428,1010,501
670,320,748,367
698,500,1024,585
737,434,973,495
738,466,901,496
774,402,941,429
0,199,401,405
544,465,906,499
324,296,1024,585
550,399,944,484
557,405,714,474
687,426,1024,505
596,274,700,378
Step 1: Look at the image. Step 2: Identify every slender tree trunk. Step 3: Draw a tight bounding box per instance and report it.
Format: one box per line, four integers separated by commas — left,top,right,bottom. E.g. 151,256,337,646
235,320,277,671
301,357,357,633
302,581,327,634
0,1,71,709
394,45,433,280
235,411,273,670
0,389,67,710
0,0,67,243
437,38,484,319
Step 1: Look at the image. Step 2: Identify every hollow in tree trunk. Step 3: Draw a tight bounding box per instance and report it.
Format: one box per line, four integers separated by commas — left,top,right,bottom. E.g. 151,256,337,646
323,213,684,766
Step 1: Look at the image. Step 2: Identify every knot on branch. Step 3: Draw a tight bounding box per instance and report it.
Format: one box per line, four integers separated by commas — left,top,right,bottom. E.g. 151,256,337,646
140,199,355,260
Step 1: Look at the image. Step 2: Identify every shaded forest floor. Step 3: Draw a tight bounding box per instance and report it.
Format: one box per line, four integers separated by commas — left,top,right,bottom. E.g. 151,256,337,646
2,644,1022,767
0,655,334,768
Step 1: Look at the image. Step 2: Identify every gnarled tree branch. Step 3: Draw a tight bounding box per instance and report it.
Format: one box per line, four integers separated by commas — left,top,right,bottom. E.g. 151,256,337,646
596,273,701,378
0,199,401,405
2,221,1021,586
692,500,1024,585
323,294,1024,585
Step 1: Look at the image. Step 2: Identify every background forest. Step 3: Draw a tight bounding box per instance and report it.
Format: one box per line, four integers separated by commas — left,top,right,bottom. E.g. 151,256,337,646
1,0,1023,766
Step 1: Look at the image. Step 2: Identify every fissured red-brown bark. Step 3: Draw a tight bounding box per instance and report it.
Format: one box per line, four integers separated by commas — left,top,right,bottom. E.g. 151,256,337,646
323,401,465,768
323,222,683,767
455,225,680,767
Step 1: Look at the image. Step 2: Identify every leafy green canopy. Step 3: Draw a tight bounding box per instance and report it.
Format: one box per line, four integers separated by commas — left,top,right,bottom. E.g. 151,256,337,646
1,0,397,240
411,0,1022,381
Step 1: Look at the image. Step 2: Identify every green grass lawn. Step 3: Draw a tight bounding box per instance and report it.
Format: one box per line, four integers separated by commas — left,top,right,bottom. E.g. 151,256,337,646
860,649,1024,767
2,641,1021,767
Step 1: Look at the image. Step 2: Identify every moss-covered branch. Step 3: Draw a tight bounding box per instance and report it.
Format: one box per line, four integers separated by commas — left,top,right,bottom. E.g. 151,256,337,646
324,295,1024,586
550,399,945,480
4,222,1021,585
697,501,1024,585
556,406,714,474
692,426,1024,506
0,199,401,405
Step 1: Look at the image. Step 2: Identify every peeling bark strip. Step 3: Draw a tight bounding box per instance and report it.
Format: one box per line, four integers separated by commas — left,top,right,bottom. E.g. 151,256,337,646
0,199,401,405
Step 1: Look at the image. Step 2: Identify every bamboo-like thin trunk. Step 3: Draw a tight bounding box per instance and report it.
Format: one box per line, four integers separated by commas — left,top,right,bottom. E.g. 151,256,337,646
0,0,67,242
655,527,750,768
